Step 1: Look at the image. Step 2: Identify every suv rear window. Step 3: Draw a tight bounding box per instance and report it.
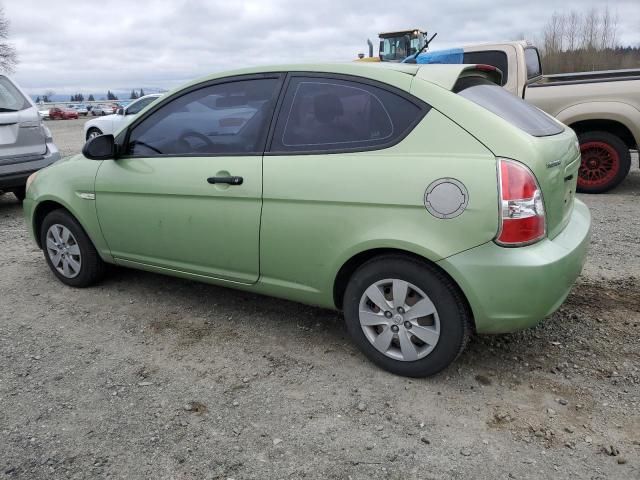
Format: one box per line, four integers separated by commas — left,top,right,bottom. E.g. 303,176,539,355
455,78,563,137
0,77,29,111
270,76,427,153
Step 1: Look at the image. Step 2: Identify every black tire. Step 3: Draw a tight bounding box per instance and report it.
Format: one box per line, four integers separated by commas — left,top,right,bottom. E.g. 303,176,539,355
577,131,631,194
12,186,26,202
40,209,105,287
343,255,471,377
86,127,102,141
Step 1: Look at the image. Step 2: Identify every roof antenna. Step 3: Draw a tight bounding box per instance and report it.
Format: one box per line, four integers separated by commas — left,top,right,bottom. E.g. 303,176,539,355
403,32,438,64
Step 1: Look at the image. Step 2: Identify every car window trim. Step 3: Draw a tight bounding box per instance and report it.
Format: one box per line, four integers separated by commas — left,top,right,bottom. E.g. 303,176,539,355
264,72,430,156
117,73,286,159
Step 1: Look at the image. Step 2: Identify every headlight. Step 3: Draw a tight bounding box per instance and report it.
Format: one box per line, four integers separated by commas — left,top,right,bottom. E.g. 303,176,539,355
26,171,38,192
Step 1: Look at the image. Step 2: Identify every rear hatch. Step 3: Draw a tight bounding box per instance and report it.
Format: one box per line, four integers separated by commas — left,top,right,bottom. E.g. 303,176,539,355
454,76,579,238
0,75,46,166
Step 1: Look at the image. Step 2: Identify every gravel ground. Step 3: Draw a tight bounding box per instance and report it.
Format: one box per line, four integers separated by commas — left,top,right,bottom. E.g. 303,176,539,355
1,118,639,479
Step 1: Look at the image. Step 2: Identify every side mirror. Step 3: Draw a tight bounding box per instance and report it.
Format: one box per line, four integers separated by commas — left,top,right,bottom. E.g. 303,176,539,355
82,134,116,160
117,107,124,115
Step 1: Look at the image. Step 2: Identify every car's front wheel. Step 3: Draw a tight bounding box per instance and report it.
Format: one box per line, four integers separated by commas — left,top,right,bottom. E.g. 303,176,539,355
86,128,102,141
343,255,471,377
40,209,105,287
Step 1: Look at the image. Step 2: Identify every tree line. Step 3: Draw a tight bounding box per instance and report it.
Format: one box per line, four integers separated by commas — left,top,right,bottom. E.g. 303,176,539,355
539,7,640,74
34,90,153,103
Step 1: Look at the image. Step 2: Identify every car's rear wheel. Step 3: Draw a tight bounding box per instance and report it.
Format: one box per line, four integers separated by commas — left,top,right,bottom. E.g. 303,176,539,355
40,209,105,287
343,255,471,377
577,131,631,193
86,128,102,140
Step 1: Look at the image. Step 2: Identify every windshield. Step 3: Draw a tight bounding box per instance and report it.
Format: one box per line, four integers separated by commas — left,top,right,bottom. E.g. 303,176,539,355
0,77,30,111
380,36,410,61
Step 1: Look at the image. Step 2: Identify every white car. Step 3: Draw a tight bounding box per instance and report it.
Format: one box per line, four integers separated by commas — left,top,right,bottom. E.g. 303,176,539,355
38,109,50,120
71,104,88,116
84,94,161,140
89,104,116,116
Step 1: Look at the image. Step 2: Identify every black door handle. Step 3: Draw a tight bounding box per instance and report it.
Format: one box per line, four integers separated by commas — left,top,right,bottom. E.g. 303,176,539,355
207,176,243,185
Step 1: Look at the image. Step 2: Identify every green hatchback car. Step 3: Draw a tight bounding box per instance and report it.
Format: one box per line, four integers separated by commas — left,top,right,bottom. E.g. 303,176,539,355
24,62,591,377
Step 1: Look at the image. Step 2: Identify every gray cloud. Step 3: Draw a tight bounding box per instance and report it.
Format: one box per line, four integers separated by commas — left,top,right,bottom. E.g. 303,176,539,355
5,0,639,94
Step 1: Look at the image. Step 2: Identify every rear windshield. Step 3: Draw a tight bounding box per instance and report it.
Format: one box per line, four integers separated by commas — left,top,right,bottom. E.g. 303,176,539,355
0,77,30,111
455,78,563,137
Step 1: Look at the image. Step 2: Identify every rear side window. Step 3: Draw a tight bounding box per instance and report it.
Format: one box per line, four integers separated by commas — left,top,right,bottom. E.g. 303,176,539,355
524,48,542,79
463,51,508,85
270,76,427,153
0,77,29,111
456,79,563,137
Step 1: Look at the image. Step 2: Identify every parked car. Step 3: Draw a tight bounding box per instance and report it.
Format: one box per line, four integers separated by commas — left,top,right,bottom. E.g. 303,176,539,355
90,104,115,116
0,75,60,201
415,41,640,193
72,104,89,116
49,106,79,120
84,94,162,140
24,63,590,377
38,108,50,120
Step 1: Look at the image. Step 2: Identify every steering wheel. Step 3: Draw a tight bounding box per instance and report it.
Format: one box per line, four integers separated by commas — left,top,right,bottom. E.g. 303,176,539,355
177,130,215,152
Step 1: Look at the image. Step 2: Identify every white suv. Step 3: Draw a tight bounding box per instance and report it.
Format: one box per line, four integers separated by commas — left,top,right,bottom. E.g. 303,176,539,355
84,94,161,140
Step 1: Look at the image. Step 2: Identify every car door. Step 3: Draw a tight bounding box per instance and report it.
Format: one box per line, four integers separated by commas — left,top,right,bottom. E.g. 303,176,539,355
260,73,432,293
94,74,283,283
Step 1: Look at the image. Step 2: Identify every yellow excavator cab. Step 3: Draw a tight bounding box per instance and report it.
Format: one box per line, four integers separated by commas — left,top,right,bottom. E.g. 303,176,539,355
356,29,428,63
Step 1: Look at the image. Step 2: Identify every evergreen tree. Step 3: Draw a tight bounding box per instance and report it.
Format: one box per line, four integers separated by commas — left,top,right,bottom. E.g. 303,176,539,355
35,96,40,103
88,94,95,102
70,95,75,102
129,89,138,99
42,95,49,103
77,93,84,102
139,88,145,97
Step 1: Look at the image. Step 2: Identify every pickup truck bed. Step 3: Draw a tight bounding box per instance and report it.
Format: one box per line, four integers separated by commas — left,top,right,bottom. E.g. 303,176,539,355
533,68,640,86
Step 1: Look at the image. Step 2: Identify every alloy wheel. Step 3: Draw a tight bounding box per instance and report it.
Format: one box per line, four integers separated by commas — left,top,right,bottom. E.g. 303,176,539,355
578,141,620,189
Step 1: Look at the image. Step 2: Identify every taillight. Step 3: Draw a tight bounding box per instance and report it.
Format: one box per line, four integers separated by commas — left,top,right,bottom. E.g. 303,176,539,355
496,158,546,246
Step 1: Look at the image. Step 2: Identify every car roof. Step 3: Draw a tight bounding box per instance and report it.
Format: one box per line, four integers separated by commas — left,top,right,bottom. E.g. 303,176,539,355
174,62,473,95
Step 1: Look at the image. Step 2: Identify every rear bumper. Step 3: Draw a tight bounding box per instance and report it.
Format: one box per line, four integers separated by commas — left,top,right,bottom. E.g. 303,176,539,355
437,199,591,334
0,141,61,189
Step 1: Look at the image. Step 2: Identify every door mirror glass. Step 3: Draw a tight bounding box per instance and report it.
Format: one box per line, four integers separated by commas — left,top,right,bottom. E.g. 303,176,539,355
83,134,116,160
117,107,124,115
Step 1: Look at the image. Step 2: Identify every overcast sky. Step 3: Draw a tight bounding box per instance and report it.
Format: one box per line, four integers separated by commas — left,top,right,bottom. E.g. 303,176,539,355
5,0,640,95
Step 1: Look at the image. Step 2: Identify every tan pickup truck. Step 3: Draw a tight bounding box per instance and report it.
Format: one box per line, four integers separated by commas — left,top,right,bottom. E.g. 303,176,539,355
438,41,640,193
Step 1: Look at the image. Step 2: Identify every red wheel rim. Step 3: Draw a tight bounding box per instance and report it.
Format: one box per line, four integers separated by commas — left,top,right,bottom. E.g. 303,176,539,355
578,141,620,188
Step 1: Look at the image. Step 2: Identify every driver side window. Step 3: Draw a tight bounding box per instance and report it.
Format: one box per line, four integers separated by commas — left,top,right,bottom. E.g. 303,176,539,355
127,78,280,156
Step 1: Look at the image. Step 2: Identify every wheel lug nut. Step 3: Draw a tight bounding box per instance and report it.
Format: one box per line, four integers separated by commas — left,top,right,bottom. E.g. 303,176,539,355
384,311,392,318
397,307,405,314
404,321,412,329
391,325,399,333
